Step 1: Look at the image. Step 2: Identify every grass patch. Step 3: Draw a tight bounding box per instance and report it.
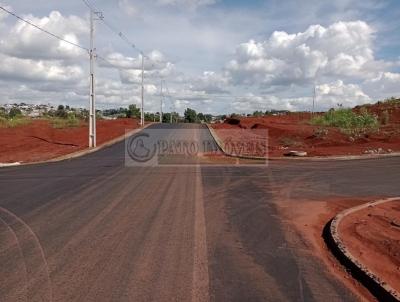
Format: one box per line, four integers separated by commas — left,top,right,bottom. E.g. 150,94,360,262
0,116,32,128
311,108,379,135
383,97,400,106
50,114,81,129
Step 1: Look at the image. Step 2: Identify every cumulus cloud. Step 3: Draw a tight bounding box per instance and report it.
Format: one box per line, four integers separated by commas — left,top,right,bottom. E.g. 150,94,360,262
0,54,84,83
316,80,371,109
188,71,230,94
363,72,400,99
230,80,371,113
226,21,388,87
99,50,176,85
0,11,88,60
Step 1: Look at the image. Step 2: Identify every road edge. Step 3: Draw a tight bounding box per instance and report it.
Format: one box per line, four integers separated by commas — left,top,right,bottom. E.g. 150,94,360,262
206,124,400,161
323,197,400,302
0,123,154,168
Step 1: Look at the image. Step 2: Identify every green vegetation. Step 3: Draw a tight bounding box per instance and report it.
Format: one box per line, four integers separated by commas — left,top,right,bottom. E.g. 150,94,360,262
0,116,31,128
0,106,31,128
311,108,379,134
50,114,81,129
8,108,22,118
380,110,390,125
126,104,141,119
183,108,213,123
184,108,197,123
383,97,400,105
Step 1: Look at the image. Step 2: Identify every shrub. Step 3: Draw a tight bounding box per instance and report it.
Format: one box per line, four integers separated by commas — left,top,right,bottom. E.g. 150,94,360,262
379,110,390,125
0,116,31,128
383,97,400,105
311,108,379,134
9,108,22,118
51,114,80,128
225,118,241,125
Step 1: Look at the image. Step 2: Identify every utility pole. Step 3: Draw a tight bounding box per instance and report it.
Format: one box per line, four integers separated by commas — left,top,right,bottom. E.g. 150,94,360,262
141,53,145,127
89,10,96,148
160,80,163,123
312,84,316,117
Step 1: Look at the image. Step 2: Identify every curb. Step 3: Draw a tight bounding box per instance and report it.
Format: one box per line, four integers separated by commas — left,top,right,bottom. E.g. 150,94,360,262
323,197,400,302
206,124,400,161
206,124,267,161
0,123,154,168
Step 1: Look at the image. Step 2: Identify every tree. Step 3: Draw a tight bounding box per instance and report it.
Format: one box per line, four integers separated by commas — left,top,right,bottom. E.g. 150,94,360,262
197,112,205,122
9,108,22,118
56,105,67,118
204,114,213,123
184,108,197,123
253,110,263,117
162,112,172,123
127,104,141,119
145,112,156,122
0,107,6,117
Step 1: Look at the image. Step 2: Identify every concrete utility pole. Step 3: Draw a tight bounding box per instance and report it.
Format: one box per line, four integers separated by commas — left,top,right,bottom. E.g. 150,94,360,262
312,85,316,116
160,80,163,123
88,9,103,148
89,10,96,148
141,53,145,127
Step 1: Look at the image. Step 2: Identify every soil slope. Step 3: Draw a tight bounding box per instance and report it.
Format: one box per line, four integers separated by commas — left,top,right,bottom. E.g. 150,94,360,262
0,118,140,163
212,102,400,157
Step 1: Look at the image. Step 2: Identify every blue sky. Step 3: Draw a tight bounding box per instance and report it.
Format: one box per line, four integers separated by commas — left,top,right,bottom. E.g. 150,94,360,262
0,0,399,114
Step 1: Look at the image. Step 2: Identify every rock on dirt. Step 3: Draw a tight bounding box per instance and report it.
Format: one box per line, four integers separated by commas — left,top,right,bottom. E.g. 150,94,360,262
284,150,308,157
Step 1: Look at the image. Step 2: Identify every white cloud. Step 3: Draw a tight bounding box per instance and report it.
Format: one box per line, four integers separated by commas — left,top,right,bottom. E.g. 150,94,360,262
0,54,84,83
316,80,371,109
363,72,400,99
188,71,230,94
230,80,371,113
0,11,88,61
227,21,387,86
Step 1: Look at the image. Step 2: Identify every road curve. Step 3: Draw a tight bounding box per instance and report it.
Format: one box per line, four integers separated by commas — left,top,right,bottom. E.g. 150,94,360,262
1,123,399,302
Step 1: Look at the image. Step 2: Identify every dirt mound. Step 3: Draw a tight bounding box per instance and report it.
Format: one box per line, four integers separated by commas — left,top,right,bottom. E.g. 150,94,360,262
354,100,400,124
215,107,400,157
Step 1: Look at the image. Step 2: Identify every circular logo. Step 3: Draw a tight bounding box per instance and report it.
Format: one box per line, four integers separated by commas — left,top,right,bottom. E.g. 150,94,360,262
127,133,156,163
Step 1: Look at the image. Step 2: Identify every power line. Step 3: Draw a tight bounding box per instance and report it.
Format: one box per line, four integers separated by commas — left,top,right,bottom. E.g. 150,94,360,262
81,0,147,58
81,0,171,69
0,5,89,53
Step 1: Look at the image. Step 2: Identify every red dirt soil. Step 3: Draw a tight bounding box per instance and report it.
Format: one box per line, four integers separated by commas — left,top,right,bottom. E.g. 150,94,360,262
339,199,400,293
0,118,141,163
277,196,382,301
212,102,400,157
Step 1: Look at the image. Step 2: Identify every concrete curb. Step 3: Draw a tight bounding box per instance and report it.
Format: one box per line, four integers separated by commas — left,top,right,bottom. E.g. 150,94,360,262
206,124,267,161
206,124,400,161
0,123,154,168
324,197,400,302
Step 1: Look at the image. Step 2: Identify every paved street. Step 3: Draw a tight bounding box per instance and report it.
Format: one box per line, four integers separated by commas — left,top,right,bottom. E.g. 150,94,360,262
1,124,399,301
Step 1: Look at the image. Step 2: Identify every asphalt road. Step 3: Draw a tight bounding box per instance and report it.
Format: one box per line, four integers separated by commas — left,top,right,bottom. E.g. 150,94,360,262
1,123,399,302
